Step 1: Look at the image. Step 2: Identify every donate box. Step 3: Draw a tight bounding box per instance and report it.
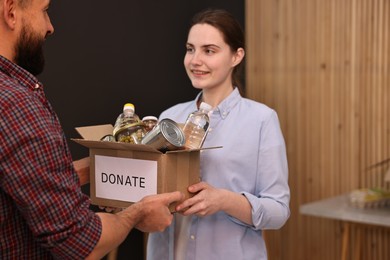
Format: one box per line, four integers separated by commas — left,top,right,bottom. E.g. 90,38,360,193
72,124,209,209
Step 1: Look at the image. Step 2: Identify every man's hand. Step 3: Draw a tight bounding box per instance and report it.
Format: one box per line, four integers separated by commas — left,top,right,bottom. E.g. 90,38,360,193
87,191,183,259
73,157,90,185
133,191,184,232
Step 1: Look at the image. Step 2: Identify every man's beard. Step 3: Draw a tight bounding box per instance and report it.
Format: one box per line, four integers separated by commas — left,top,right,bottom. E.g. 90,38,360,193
14,24,46,76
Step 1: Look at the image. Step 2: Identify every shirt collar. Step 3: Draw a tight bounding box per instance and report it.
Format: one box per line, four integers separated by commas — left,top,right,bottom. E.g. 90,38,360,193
0,55,43,91
195,87,242,119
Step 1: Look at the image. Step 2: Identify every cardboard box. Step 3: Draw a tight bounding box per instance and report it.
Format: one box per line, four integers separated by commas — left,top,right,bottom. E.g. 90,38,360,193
72,124,216,210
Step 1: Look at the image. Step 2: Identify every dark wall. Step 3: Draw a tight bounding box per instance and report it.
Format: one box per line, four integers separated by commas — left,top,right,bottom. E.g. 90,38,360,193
38,1,244,259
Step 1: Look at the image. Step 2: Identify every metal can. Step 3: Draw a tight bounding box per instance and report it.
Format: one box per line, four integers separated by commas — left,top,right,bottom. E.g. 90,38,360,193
141,118,185,151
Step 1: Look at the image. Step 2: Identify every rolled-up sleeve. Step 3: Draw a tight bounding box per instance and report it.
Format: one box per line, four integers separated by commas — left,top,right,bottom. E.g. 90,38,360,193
250,111,290,230
229,110,290,230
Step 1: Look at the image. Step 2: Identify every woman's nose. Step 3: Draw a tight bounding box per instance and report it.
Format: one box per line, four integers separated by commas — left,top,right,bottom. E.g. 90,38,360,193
190,51,202,65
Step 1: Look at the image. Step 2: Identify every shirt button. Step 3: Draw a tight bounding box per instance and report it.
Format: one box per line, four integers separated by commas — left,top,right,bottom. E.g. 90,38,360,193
35,84,40,89
190,235,195,240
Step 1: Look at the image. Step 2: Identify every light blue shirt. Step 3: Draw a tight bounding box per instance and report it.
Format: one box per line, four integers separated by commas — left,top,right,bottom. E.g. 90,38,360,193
147,88,290,260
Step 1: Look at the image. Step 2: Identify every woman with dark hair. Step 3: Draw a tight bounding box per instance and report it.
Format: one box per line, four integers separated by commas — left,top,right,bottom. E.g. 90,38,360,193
147,9,290,260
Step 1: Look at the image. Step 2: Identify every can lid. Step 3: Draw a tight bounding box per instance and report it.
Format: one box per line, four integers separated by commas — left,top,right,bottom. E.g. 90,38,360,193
160,119,185,147
142,116,158,122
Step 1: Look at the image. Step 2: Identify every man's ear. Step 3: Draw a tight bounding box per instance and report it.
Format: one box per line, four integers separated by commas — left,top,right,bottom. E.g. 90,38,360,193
2,0,17,30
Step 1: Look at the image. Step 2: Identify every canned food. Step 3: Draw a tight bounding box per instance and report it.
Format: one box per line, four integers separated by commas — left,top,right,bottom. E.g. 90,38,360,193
141,118,185,151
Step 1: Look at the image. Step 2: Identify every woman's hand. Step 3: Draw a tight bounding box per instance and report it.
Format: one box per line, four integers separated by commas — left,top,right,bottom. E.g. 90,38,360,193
176,181,254,225
175,182,227,217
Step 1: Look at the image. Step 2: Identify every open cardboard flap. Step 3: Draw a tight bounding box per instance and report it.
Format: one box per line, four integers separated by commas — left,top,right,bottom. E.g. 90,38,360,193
75,124,114,141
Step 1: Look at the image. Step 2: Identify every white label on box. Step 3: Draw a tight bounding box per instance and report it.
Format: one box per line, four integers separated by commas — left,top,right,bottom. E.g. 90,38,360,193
95,155,158,202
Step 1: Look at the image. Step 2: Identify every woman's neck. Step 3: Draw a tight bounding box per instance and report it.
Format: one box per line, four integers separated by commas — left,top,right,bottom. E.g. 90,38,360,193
200,85,234,108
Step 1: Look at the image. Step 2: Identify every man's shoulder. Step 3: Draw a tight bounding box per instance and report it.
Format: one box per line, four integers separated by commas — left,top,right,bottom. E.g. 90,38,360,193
0,70,21,90
0,73,29,107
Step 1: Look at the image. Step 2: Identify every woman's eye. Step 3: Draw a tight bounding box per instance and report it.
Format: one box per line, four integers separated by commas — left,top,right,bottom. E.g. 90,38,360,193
186,47,194,53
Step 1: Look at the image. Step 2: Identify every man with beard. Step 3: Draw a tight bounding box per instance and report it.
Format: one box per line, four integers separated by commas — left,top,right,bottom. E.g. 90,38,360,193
0,0,183,259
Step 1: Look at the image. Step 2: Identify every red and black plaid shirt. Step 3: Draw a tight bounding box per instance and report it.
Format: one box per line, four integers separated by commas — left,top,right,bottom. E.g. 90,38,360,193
0,56,102,259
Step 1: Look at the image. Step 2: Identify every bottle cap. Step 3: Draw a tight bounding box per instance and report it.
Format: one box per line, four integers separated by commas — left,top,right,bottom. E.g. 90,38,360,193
123,103,135,112
199,102,212,112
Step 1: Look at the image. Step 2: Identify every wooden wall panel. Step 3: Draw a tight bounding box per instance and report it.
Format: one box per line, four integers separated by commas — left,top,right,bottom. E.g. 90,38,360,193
245,0,390,259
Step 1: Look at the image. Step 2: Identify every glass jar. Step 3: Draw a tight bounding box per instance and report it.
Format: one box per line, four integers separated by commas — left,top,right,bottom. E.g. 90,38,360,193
142,116,158,133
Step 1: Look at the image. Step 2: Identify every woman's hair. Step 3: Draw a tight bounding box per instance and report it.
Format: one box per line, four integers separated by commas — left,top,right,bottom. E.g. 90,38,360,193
189,8,246,95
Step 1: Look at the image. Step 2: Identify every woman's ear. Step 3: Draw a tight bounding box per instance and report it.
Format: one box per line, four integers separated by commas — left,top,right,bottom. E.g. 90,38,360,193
2,0,17,30
232,47,245,67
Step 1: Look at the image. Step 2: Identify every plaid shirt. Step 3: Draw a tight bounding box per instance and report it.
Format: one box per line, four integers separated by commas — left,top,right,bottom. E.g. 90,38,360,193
0,56,102,259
